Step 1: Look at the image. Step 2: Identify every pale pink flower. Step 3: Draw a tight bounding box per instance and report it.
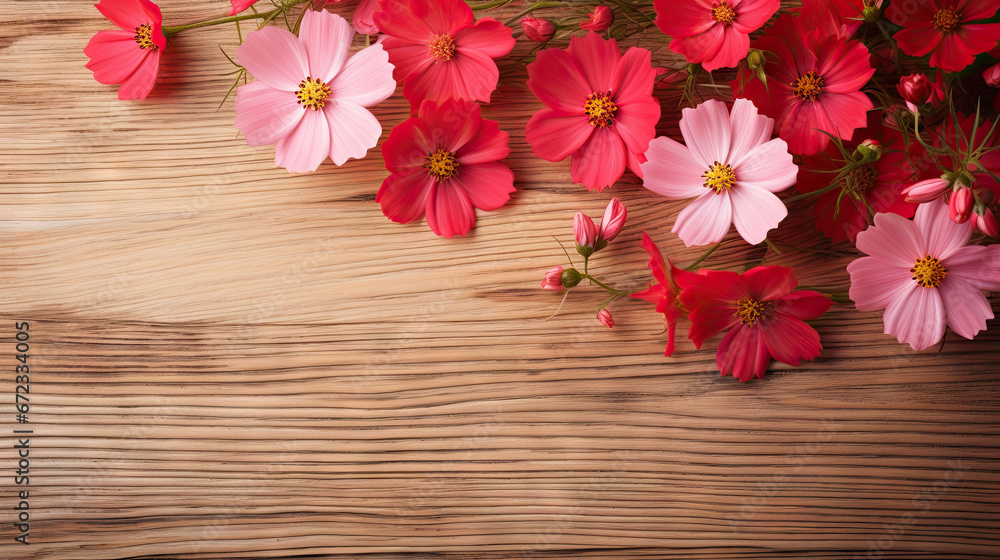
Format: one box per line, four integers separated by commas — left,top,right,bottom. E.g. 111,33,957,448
598,197,627,243
574,212,598,253
640,98,797,246
949,185,974,223
234,10,395,173
848,198,1000,350
903,177,950,203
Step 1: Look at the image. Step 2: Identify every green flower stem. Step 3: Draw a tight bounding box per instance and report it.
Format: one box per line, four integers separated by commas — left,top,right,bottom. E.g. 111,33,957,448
684,240,723,271
502,1,564,26
469,0,514,10
582,274,630,296
161,0,310,37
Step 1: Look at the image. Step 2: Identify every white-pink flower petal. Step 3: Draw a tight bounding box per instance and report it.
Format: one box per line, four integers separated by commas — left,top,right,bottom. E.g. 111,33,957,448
325,100,382,166
939,276,994,340
236,26,309,91
729,184,787,244
329,43,396,107
275,109,331,173
727,98,773,163
855,212,925,268
673,191,732,246
679,99,731,168
915,198,973,260
640,136,709,199
299,9,354,83
847,257,914,312
942,245,1000,291
732,138,797,193
234,81,304,146
882,283,945,351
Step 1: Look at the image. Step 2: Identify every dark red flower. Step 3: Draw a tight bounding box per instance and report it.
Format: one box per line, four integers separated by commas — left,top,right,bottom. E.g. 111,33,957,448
630,232,695,357
678,266,833,382
887,0,1000,72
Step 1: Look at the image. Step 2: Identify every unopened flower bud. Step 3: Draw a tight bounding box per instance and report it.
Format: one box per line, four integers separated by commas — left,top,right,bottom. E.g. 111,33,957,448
597,197,627,245
521,15,555,42
902,177,950,203
862,5,880,22
561,267,583,289
541,266,565,290
853,139,882,163
948,186,974,223
972,208,1000,237
746,49,766,69
597,309,614,328
580,5,613,32
984,62,1000,88
897,73,933,113
574,211,598,256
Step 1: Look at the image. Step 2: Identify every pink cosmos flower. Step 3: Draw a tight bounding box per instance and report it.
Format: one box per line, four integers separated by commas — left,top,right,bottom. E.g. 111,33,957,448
677,266,834,382
233,10,396,173
376,99,516,238
631,232,695,357
731,13,875,155
598,197,627,244
580,6,614,32
374,0,514,110
525,32,660,191
887,0,1000,73
848,198,1000,350
84,0,165,100
574,212,598,254
654,0,779,72
641,99,797,247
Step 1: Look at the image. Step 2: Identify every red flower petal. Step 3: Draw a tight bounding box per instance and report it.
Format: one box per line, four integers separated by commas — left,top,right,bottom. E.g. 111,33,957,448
380,117,433,175
377,171,435,224
426,181,476,238
526,47,592,113
84,30,150,85
525,108,593,162
716,323,771,381
453,17,514,59
117,48,159,100
688,302,741,348
759,313,823,366
565,32,620,93
742,265,798,301
450,161,515,211
569,126,627,191
772,291,834,321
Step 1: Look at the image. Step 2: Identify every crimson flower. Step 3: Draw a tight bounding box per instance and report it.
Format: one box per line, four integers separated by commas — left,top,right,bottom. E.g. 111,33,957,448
731,13,874,155
374,0,514,110
526,32,660,191
376,99,515,238
678,266,833,382
84,0,165,100
630,232,695,357
580,6,613,32
887,0,1000,73
654,0,779,72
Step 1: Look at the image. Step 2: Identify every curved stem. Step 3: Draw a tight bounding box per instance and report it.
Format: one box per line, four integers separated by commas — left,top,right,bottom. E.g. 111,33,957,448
162,0,309,37
684,240,723,271
582,274,630,296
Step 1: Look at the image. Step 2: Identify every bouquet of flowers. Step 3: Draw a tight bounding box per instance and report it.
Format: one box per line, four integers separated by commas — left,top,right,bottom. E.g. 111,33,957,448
85,0,1000,381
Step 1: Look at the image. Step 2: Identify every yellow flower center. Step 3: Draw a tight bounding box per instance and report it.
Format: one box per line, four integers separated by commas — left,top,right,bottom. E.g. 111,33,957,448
430,35,456,61
703,161,736,193
133,24,158,50
792,71,825,101
736,298,768,327
712,2,737,24
910,255,947,288
296,77,332,111
584,91,618,128
932,8,960,32
424,149,459,181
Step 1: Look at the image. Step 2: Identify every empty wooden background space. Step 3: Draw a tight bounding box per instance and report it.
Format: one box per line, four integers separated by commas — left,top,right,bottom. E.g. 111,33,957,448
1,0,999,558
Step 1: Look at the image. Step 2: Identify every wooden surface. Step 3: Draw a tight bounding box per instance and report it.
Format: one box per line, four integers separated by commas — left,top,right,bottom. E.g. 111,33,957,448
2,1,1000,558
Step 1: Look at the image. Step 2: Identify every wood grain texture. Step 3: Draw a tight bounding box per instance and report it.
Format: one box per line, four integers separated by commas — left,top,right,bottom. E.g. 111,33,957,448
1,1,999,558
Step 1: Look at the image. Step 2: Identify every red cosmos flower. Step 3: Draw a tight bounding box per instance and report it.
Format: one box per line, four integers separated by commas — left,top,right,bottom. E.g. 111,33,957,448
525,33,660,191
521,16,555,42
654,0,779,72
677,266,833,382
374,0,514,110
84,0,165,100
887,0,1000,73
732,13,875,155
630,232,694,357
796,116,917,243
580,6,614,32
896,73,945,113
376,99,515,238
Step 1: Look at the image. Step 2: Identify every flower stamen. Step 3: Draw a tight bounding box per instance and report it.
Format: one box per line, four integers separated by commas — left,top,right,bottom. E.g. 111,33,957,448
792,71,824,101
584,91,618,128
932,8,960,32
424,149,459,181
845,165,879,197
736,298,768,327
430,35,456,61
910,255,947,288
712,2,737,24
133,24,158,50
296,77,332,111
703,161,736,193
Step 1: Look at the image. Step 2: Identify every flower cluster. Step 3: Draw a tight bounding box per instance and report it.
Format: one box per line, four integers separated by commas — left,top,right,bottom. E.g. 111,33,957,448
83,0,1000,382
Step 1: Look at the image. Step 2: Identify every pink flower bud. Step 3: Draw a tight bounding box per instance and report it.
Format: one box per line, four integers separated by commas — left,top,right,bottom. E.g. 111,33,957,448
984,63,1000,88
902,178,950,203
897,73,933,113
521,16,555,42
541,266,564,290
948,186,974,223
973,209,1000,237
580,6,613,32
574,211,598,255
854,139,882,163
597,309,614,328
598,197,627,243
